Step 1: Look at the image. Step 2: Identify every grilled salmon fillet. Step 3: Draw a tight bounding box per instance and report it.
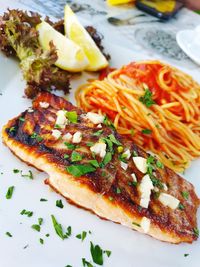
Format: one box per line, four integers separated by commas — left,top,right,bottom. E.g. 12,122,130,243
2,92,199,243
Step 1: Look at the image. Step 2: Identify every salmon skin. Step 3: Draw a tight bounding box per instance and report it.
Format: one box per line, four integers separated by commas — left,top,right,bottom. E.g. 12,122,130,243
2,92,199,243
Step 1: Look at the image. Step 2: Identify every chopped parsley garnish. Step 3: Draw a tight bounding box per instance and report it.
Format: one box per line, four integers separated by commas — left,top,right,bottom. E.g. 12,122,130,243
139,88,155,108
31,224,40,232
13,169,20,173
66,111,78,123
108,134,121,146
6,186,15,199
109,196,114,201
9,126,16,133
20,170,33,179
19,117,25,122
64,154,69,159
71,151,83,162
128,181,137,187
156,160,164,169
193,227,199,237
118,153,128,163
116,187,121,194
51,215,71,240
178,203,185,210
20,209,33,217
46,233,50,237
104,250,112,257
184,254,189,257
130,128,135,136
66,164,96,177
89,160,99,168
141,129,152,135
64,142,76,150
132,222,141,227
103,116,115,130
82,258,94,267
90,242,103,265
92,130,104,136
101,152,112,167
181,191,189,200
76,231,87,242
132,150,138,157
86,142,94,147
40,198,48,202
65,265,72,267
56,199,64,209
38,218,43,225
54,124,61,129
150,176,164,189
30,132,43,142
39,238,44,244
6,232,12,237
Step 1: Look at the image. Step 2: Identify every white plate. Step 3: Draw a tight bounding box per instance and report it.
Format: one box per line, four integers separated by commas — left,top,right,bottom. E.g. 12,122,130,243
176,25,200,65
0,31,200,267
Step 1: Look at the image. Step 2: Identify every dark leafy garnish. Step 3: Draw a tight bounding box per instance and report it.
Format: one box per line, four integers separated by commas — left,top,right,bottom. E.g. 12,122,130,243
139,88,155,108
71,151,83,162
6,186,15,199
6,232,12,237
31,224,40,232
92,130,104,136
39,238,44,244
181,191,189,200
51,215,71,240
141,129,152,135
90,242,103,265
82,258,94,267
56,199,64,209
76,231,87,242
132,222,141,227
66,164,96,177
193,227,199,237
178,203,185,210
20,170,34,179
64,142,76,150
20,209,33,217
40,198,48,202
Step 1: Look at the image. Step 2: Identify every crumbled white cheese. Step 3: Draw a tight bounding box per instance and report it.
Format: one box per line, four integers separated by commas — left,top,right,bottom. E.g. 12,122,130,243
39,102,49,108
97,124,102,128
55,110,68,129
139,174,154,208
133,157,147,173
123,149,131,160
63,133,73,142
86,112,104,124
141,217,150,233
154,187,159,192
131,173,137,182
28,108,34,113
90,142,106,158
163,183,168,191
158,193,180,209
121,161,128,170
52,129,61,139
72,131,82,143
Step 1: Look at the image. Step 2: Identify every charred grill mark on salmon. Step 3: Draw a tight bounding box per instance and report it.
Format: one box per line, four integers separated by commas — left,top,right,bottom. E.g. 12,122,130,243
2,92,199,243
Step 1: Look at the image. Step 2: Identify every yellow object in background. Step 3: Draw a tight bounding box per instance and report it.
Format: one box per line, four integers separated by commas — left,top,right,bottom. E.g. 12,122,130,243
140,0,175,13
107,0,134,6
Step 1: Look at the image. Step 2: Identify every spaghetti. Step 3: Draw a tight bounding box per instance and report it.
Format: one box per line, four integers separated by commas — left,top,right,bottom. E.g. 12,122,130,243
76,61,200,172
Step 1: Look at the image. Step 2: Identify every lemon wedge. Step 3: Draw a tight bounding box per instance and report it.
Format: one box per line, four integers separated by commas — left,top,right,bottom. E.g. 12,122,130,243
64,5,108,71
36,21,89,72
107,0,134,5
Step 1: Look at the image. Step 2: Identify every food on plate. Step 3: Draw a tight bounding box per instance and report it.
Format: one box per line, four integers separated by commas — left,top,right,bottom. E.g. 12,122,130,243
64,5,108,71
2,92,199,244
36,21,89,72
76,60,200,172
0,9,109,98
